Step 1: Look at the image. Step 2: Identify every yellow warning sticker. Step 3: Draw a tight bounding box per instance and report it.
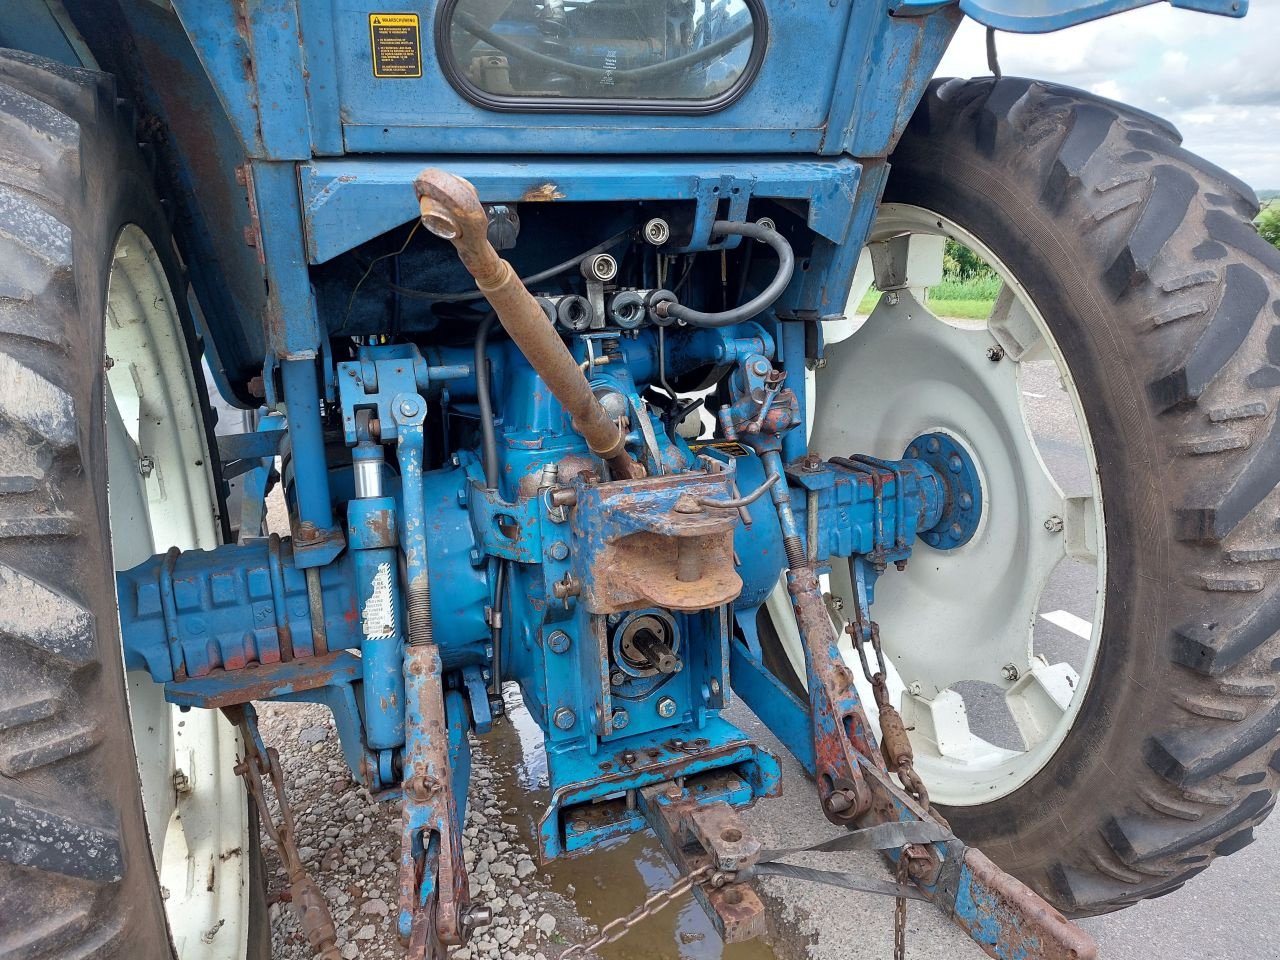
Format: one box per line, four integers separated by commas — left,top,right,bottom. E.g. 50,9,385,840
690,440,751,458
369,13,421,78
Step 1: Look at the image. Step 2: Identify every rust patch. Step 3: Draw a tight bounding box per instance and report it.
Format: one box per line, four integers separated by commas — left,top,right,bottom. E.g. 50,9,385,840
520,182,566,202
958,849,1098,960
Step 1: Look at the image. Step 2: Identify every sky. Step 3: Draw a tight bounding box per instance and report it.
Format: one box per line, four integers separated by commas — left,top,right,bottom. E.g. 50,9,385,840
935,3,1280,190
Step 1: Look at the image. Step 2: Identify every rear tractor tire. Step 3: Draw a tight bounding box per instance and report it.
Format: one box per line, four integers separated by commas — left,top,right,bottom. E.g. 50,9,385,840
775,76,1280,917
0,50,266,959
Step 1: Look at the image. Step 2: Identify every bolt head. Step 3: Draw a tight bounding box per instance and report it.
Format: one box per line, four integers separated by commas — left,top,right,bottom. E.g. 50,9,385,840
553,707,576,731
399,398,418,416
926,436,941,454
709,678,722,696
547,630,571,654
947,454,963,473
656,697,677,719
1044,515,1064,533
548,540,569,561
612,709,630,730
610,670,626,687
958,492,973,510
824,791,853,814
468,547,484,565
1002,663,1020,682
986,344,1005,362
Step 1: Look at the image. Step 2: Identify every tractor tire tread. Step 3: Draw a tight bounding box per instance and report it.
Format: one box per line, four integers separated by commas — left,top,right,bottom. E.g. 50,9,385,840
0,47,170,960
895,76,1280,915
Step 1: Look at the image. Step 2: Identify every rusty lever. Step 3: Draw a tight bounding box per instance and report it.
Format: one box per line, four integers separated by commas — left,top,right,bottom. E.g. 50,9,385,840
413,169,643,480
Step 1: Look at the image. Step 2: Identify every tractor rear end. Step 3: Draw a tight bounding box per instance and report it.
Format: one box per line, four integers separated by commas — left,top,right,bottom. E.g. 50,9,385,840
0,2,1276,960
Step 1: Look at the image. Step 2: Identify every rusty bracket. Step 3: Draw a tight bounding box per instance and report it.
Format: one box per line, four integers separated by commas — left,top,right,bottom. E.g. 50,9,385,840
637,780,767,944
789,567,877,822
397,644,471,958
786,563,1097,959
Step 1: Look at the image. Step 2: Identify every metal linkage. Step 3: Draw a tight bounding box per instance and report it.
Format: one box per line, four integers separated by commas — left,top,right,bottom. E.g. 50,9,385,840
227,705,341,960
393,395,476,956
714,350,1098,959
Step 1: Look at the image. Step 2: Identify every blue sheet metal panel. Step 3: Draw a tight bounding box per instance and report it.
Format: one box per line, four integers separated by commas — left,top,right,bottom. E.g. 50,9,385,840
250,160,326,356
331,0,850,154
892,0,1246,32
68,0,270,406
295,0,345,156
167,0,313,159
830,8,962,157
0,4,83,65
299,156,862,265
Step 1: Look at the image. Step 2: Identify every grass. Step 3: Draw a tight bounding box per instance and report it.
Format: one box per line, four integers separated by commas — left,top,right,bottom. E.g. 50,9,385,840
856,274,1001,320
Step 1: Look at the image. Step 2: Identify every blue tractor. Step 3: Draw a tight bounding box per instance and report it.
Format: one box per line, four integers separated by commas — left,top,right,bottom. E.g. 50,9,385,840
0,1,1275,958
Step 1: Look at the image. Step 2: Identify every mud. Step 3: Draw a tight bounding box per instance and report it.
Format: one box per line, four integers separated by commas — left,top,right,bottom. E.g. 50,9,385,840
490,685,780,960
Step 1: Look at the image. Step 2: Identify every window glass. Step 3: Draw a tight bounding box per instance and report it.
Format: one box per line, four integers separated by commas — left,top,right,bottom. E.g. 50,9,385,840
441,0,761,105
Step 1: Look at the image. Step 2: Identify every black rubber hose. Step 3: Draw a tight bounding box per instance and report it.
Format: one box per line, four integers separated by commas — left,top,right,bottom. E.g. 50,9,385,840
661,221,794,328
474,311,500,489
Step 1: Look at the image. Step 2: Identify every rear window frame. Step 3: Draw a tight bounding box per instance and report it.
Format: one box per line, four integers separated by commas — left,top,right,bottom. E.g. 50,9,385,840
434,0,769,115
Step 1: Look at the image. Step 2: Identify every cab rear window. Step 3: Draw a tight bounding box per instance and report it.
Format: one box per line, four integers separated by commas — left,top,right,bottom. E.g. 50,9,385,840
438,0,765,112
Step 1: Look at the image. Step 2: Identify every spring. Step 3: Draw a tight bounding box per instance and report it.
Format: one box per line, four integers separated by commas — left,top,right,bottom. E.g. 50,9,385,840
784,535,808,572
407,578,434,646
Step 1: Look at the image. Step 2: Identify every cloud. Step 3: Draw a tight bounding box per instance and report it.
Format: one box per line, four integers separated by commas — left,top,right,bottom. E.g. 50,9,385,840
935,6,1280,188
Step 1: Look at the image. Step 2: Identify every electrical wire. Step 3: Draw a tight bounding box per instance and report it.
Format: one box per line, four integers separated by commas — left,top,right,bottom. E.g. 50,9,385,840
343,220,420,326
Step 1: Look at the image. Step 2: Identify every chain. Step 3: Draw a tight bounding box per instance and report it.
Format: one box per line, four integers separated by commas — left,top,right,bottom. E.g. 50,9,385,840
846,620,934,814
559,864,716,959
894,853,909,960
228,706,342,960
844,616,944,960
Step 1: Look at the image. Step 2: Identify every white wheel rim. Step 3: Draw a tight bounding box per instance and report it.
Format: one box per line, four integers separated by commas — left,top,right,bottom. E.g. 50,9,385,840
106,225,252,957
775,203,1107,807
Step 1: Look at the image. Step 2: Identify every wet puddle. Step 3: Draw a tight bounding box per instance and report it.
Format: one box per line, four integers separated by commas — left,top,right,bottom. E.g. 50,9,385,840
485,685,778,960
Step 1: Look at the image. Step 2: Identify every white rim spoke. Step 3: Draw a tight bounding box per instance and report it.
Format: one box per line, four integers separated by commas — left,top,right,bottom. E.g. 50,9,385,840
1005,659,1078,750
1063,494,1100,565
988,282,1050,363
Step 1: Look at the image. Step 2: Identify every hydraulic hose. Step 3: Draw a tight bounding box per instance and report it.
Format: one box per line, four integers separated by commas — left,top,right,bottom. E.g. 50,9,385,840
659,221,794,328
474,311,500,489
414,168,643,480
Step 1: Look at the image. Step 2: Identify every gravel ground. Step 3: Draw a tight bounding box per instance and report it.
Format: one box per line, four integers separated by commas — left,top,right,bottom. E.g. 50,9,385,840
259,702,591,960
